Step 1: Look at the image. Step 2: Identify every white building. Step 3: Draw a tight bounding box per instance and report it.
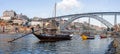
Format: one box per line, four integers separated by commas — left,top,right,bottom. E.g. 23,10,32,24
1,16,12,20
29,20,42,26
12,18,27,25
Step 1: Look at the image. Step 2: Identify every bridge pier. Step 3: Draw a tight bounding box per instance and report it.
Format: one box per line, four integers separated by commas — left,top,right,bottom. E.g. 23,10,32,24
88,17,90,32
114,14,117,25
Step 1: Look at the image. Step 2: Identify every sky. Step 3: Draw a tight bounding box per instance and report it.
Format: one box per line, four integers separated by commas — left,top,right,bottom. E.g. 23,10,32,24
0,0,120,27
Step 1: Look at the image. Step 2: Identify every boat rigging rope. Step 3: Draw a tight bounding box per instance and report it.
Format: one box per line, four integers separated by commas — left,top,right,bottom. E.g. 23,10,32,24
8,30,40,43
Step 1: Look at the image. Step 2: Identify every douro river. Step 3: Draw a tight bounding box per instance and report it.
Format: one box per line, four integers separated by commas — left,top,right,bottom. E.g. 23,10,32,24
0,34,113,54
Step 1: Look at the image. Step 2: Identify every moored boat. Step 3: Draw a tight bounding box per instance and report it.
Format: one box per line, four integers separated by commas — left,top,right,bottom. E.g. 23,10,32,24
100,34,107,39
32,3,72,41
33,33,71,41
80,32,94,40
100,35,107,38
81,35,94,40
32,19,72,41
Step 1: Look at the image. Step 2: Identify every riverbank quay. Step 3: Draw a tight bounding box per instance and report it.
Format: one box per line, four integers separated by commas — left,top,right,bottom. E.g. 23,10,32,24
105,37,120,54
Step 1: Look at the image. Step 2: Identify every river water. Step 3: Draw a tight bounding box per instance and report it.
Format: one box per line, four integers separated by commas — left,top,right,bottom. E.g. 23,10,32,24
0,34,113,54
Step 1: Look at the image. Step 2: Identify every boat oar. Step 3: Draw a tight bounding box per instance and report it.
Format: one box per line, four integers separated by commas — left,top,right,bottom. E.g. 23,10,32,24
8,30,40,43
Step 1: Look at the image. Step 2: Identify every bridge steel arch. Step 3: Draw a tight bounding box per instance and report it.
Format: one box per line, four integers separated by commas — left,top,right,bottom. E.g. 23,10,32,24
47,12,120,19
46,12,120,30
60,15,113,30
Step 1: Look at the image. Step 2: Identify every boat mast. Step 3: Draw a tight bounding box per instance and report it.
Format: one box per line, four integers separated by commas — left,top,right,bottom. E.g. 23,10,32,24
88,17,90,32
54,3,56,17
54,3,60,34
42,19,44,34
88,17,90,35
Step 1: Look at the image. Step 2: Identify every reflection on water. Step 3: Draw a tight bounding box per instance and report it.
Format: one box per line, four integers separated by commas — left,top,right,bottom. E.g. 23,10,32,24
0,34,113,54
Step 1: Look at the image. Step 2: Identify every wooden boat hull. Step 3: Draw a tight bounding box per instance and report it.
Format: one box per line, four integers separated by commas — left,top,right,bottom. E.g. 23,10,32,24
87,37,94,39
33,33,72,41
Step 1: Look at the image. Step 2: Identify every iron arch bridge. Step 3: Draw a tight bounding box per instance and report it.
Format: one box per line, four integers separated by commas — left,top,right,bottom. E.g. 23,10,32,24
46,12,120,30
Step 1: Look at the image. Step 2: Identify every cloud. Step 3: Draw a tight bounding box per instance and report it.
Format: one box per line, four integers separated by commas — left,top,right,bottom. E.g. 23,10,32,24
57,0,81,11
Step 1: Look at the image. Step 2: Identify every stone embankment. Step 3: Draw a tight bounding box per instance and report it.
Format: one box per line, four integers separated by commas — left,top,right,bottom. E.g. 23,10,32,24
0,27,30,34
105,37,120,54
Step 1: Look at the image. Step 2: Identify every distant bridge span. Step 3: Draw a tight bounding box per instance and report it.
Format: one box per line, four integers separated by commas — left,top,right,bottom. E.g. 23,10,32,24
45,12,120,29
